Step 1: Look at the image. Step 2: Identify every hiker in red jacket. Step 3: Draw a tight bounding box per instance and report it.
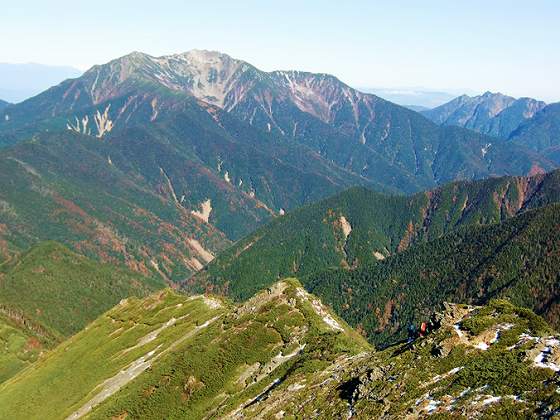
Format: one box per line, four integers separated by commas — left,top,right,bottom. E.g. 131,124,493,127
419,322,427,337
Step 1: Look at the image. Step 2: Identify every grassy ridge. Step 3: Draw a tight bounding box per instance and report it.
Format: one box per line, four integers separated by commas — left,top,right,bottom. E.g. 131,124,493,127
0,241,164,383
0,282,558,418
0,280,368,419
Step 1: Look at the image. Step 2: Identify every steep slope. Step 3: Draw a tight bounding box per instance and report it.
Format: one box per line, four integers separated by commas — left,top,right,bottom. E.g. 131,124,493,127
0,280,368,419
187,169,560,301
0,241,163,338
423,92,547,139
306,203,560,345
0,131,232,282
240,300,560,418
0,315,42,384
0,51,553,194
0,241,163,383
0,99,8,112
510,102,560,164
0,285,558,418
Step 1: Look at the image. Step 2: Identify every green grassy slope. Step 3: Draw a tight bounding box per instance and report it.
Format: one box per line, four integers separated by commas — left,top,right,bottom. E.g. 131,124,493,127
0,284,558,418
0,241,164,338
0,241,163,384
0,280,368,419
0,315,43,384
187,169,560,301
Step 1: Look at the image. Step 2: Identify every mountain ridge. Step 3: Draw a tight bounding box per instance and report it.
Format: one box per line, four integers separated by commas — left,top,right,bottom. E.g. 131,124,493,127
0,282,558,418
422,91,547,139
186,169,560,345
187,168,560,300
1,50,554,193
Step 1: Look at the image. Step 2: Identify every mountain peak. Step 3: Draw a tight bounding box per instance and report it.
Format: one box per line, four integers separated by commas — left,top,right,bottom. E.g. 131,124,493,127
424,90,547,137
173,49,236,63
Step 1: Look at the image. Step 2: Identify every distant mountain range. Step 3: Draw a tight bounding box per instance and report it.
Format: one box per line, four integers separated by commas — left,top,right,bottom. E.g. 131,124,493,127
422,91,547,139
360,87,458,108
1,51,552,187
423,92,560,165
0,63,82,103
0,50,557,285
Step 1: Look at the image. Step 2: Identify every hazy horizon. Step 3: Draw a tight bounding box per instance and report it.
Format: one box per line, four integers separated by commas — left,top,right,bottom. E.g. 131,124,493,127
2,1,559,102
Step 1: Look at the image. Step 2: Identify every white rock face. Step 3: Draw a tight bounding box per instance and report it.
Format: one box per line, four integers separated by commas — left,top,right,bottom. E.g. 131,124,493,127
145,49,250,108
339,216,352,240
66,115,91,135
94,105,114,138
187,238,214,263
191,199,212,223
481,143,491,157
150,98,159,121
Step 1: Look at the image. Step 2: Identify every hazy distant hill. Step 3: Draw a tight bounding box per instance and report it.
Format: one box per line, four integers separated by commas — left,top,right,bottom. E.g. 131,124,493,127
510,102,560,163
423,91,546,139
0,63,82,103
361,87,457,108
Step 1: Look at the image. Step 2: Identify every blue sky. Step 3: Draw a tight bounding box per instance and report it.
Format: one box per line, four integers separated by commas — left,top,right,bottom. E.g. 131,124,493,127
2,0,559,101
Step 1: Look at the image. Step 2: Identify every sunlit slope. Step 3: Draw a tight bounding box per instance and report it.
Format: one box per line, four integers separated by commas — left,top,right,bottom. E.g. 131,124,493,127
0,279,368,419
